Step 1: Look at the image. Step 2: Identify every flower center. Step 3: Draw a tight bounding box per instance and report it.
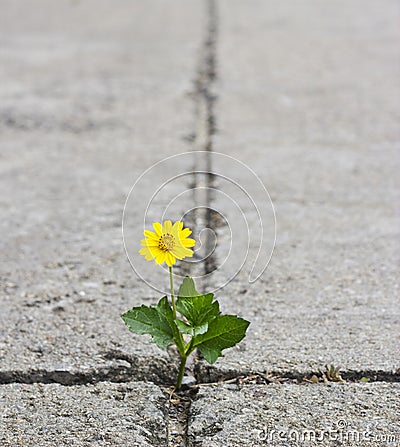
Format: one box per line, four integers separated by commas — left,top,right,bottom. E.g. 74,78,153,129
158,233,175,251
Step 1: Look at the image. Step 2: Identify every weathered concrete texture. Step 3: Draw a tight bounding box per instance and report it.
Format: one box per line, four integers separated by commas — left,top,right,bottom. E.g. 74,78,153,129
199,0,400,376
0,0,202,378
189,383,400,447
1,1,400,446
0,381,167,446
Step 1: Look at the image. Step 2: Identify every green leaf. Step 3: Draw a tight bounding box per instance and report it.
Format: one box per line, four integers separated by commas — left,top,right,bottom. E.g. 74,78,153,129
156,296,183,349
178,276,200,298
176,276,220,336
192,315,250,364
121,296,178,350
176,293,220,336
175,319,199,335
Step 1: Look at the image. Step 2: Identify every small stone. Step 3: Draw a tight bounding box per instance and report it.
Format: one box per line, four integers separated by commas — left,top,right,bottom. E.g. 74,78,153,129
181,376,196,387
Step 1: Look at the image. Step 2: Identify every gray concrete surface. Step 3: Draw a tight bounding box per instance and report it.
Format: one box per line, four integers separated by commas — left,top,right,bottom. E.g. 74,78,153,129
0,381,167,446
200,0,400,377
0,0,202,378
1,0,399,446
189,382,400,447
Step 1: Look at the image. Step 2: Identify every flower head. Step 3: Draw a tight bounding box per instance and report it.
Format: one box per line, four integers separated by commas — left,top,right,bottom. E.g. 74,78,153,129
139,220,195,267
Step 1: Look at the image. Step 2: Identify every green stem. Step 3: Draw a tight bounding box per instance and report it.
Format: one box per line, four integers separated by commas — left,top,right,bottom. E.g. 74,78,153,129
176,355,187,390
169,265,190,387
169,266,177,319
176,338,197,389
169,264,185,357
185,338,195,357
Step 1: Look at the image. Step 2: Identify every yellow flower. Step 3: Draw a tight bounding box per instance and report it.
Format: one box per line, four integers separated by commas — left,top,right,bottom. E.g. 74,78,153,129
139,220,195,267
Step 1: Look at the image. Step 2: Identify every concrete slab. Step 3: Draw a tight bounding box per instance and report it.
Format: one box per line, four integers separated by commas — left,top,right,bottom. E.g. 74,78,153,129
0,381,167,446
0,0,203,379
188,382,400,447
196,0,400,376
1,1,399,447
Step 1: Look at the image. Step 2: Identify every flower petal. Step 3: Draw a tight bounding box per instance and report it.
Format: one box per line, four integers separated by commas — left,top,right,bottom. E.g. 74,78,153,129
171,245,193,258
153,222,162,236
165,251,176,266
144,230,159,241
163,220,173,234
139,246,156,261
173,221,184,232
155,251,166,265
141,238,159,247
181,237,196,248
179,228,192,238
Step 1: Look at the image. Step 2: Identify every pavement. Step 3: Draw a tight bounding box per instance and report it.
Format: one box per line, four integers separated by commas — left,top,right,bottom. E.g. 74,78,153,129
1,0,399,446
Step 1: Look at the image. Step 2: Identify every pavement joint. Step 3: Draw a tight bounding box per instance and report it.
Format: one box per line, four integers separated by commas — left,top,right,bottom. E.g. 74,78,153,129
191,0,219,280
165,388,195,447
2,364,399,388
165,1,219,444
193,367,400,386
0,350,177,386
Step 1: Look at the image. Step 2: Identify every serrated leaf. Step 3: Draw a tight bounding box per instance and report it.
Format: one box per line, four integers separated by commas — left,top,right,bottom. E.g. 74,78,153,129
156,295,182,347
121,296,178,350
193,315,250,364
178,276,200,298
176,276,220,336
175,319,208,336
176,293,220,335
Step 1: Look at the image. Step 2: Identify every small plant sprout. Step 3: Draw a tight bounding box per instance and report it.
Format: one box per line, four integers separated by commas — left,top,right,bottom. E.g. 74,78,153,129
121,220,250,390
319,364,345,383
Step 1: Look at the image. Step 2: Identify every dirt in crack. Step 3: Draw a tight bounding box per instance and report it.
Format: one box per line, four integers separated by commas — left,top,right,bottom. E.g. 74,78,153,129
190,0,219,281
193,365,400,386
165,387,198,447
0,350,178,386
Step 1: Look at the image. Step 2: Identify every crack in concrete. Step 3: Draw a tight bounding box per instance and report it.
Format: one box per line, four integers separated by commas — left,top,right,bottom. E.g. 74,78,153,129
194,365,400,385
0,350,177,386
1,364,398,387
166,0,219,445
191,0,218,281
165,389,196,447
